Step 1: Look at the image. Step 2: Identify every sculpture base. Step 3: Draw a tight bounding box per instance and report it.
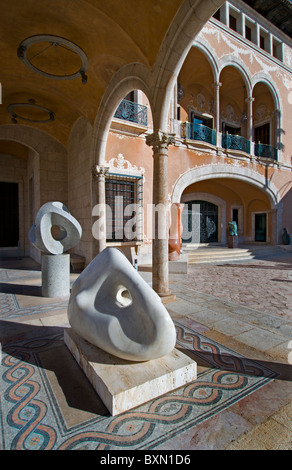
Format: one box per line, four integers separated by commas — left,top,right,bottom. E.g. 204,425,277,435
228,235,238,248
42,253,70,297
64,328,197,416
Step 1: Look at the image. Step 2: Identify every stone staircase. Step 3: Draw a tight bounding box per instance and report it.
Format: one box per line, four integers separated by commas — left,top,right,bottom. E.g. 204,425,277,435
182,243,289,265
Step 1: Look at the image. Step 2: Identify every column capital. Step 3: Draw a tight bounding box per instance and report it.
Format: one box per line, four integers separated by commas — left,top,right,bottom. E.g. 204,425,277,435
146,130,175,152
245,97,255,103
212,81,222,88
92,165,109,179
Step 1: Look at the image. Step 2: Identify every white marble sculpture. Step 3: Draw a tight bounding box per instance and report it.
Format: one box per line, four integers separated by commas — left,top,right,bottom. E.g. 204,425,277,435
68,247,177,362
29,201,82,254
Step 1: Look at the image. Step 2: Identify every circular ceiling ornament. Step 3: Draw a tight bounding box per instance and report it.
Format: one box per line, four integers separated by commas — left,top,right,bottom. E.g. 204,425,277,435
7,99,55,124
17,35,88,84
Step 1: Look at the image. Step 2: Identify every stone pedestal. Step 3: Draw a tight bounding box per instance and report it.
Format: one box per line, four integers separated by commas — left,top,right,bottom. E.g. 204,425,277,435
64,328,197,416
228,235,238,248
42,253,70,297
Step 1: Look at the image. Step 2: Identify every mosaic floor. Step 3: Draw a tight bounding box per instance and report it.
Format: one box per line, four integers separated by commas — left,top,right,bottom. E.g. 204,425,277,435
1,258,291,451
1,319,277,450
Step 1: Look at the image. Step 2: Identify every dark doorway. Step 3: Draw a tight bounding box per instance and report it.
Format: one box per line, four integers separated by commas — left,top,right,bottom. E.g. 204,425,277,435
255,213,267,242
254,123,270,145
182,200,218,244
0,182,19,247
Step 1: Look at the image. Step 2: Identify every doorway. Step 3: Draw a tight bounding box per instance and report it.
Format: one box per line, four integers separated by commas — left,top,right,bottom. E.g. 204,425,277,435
255,213,267,242
182,200,218,243
0,182,19,247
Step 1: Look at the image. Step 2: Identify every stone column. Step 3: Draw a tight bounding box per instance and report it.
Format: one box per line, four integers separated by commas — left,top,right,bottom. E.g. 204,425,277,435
92,165,109,254
146,130,175,298
212,81,222,133
245,97,255,147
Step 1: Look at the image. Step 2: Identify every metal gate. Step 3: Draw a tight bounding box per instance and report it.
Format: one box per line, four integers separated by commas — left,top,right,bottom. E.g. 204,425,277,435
182,200,218,244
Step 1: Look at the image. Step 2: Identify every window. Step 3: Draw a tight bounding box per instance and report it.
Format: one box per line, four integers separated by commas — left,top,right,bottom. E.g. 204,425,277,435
229,15,237,32
105,175,143,242
273,38,283,61
245,26,252,41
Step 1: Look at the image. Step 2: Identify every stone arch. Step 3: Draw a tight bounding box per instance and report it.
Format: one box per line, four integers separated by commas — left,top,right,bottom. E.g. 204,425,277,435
90,0,225,165
192,39,220,82
171,164,279,208
251,73,281,111
91,63,152,166
151,0,225,132
171,165,281,244
218,55,252,97
0,124,66,155
0,124,67,260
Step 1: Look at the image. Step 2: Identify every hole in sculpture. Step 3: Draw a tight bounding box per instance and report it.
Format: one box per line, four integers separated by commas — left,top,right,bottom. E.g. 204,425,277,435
51,224,67,241
116,286,133,308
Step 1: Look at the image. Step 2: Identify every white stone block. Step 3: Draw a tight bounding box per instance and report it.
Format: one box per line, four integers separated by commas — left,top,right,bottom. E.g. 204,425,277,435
64,328,197,416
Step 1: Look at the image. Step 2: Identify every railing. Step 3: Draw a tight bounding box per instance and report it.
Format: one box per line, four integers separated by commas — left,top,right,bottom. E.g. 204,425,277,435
254,143,278,161
114,99,148,126
222,133,251,154
184,122,216,146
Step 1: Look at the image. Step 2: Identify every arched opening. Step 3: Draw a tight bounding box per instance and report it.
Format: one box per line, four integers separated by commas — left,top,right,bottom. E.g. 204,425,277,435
180,178,273,245
172,165,280,246
176,47,216,143
252,81,278,160
219,65,249,138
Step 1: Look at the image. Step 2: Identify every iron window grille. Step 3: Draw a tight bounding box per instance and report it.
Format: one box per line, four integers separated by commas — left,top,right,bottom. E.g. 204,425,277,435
105,174,143,242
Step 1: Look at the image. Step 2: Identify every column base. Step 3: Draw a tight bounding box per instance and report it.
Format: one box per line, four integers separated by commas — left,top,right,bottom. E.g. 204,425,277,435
158,291,177,304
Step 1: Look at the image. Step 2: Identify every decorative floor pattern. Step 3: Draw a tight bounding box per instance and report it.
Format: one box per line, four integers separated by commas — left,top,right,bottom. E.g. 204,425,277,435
0,322,277,450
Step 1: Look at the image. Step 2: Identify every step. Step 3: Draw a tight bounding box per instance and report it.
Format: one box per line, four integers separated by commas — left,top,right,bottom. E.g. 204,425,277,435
182,245,287,265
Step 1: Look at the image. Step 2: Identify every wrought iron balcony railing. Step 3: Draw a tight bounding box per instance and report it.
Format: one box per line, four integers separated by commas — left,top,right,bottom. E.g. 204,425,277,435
222,133,251,154
114,99,148,126
254,143,278,161
184,122,216,146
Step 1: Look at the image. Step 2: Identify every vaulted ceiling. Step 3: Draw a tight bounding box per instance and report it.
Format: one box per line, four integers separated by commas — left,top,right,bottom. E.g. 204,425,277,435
0,0,182,145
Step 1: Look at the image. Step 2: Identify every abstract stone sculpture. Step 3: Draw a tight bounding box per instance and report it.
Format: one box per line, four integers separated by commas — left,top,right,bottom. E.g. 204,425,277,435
68,247,177,362
29,201,82,254
29,202,82,297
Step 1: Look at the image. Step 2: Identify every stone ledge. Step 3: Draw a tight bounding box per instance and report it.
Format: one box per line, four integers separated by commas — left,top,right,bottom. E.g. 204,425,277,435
64,328,197,416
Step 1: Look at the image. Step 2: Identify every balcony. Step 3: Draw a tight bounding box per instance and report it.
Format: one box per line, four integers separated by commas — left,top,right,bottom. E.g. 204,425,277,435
254,143,278,161
184,122,216,146
114,99,148,126
222,133,251,154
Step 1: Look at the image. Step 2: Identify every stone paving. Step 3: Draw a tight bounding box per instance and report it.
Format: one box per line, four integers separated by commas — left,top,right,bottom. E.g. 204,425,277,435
0,247,292,450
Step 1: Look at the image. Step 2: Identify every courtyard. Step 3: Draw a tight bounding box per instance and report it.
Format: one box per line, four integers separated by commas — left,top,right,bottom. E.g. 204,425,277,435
0,245,291,451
